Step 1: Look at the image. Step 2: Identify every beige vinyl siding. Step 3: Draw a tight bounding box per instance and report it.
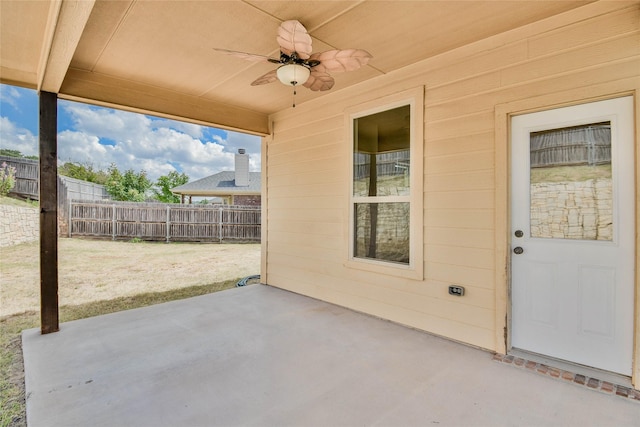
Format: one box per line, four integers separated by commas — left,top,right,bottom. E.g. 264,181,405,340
264,2,639,355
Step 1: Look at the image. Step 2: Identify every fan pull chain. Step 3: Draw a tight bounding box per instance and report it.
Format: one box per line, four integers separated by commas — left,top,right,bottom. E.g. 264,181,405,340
292,84,297,108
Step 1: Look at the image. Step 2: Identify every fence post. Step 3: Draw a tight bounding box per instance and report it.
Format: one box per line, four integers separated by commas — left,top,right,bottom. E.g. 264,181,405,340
68,199,72,238
218,206,223,243
112,204,116,241
166,205,170,243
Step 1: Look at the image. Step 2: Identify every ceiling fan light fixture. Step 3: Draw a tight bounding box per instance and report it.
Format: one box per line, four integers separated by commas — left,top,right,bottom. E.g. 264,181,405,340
276,63,310,86
215,20,372,94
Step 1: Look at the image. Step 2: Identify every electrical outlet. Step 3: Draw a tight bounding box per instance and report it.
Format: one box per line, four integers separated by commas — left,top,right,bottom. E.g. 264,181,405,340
448,285,465,297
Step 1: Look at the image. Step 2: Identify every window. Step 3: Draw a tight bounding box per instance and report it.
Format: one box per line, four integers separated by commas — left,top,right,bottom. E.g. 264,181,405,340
353,105,411,264
347,89,423,278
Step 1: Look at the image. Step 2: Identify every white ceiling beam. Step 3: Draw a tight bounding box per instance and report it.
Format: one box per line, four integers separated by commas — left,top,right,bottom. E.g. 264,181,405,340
38,0,96,93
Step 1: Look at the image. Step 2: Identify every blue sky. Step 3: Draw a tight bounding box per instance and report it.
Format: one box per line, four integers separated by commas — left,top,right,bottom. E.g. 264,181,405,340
0,84,261,181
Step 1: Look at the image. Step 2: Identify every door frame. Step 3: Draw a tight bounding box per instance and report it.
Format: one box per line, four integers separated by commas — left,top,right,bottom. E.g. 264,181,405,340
494,88,639,388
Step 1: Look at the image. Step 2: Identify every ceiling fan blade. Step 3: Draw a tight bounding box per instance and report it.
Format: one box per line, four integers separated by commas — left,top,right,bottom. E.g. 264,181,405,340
214,48,280,64
251,70,278,86
303,70,335,91
251,69,278,86
277,20,312,60
310,49,372,73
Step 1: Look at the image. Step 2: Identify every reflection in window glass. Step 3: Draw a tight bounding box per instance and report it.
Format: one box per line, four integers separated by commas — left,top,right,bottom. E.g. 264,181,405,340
353,151,410,197
353,105,411,265
354,203,410,264
529,122,612,241
353,106,410,197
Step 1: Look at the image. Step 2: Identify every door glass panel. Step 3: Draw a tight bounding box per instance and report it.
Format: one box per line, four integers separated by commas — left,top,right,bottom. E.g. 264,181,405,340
529,122,612,240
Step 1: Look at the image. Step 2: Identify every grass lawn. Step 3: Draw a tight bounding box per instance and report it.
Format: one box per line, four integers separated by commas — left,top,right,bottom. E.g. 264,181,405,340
0,196,261,427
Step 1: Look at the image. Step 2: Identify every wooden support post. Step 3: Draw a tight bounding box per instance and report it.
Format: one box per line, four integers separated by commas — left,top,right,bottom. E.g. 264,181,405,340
39,91,59,334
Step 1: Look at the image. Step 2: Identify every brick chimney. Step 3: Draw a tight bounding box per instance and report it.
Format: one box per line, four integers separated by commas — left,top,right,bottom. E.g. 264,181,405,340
235,148,250,187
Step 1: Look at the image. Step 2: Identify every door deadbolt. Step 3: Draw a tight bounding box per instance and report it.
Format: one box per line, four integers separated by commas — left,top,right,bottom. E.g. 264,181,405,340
513,247,524,255
515,230,523,238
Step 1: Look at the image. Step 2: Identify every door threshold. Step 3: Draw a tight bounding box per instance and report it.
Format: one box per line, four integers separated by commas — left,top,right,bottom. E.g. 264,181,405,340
509,348,632,388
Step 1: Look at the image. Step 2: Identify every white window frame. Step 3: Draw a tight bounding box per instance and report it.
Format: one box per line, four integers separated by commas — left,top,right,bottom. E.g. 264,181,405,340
345,87,424,280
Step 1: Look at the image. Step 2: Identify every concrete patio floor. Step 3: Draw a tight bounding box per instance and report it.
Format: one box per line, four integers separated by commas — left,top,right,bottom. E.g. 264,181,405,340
23,284,639,426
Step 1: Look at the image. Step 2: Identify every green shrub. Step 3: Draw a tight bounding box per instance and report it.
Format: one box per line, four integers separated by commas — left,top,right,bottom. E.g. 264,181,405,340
0,162,16,196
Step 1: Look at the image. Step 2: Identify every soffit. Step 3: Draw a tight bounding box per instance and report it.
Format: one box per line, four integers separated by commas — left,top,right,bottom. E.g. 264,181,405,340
0,0,50,85
1,0,595,134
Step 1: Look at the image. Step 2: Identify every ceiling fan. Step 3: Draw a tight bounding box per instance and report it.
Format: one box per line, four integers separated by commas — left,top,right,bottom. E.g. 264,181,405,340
214,20,372,105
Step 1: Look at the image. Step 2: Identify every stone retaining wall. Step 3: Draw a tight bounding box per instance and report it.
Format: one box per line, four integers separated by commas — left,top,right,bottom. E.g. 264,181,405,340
530,178,612,240
0,204,39,247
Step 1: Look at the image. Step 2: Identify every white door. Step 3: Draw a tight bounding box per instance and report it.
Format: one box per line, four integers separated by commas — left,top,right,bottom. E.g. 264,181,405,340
511,97,635,376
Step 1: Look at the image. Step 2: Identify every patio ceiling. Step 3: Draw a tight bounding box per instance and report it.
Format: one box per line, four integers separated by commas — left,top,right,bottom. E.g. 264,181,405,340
1,0,594,135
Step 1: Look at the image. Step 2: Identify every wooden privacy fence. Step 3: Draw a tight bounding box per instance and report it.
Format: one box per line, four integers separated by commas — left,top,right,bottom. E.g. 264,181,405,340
58,176,110,230
1,155,39,199
1,156,110,206
69,201,260,242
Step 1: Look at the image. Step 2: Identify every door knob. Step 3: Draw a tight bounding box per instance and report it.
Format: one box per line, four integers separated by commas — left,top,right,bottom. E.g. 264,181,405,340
513,247,524,255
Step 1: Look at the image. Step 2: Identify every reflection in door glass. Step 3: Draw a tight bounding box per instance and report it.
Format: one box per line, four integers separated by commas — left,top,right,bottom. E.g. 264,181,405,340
530,122,612,241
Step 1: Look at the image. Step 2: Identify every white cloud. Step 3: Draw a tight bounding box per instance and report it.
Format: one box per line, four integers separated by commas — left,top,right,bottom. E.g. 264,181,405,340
58,102,262,181
0,98,262,182
0,116,38,156
58,130,109,166
0,85,21,110
152,118,203,139
62,103,152,143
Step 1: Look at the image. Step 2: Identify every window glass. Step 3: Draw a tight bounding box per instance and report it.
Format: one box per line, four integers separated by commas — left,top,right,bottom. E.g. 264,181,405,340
354,202,410,264
352,105,411,265
529,122,612,241
353,106,410,197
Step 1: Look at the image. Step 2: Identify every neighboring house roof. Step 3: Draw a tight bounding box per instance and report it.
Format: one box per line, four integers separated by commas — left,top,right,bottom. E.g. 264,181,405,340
171,171,261,196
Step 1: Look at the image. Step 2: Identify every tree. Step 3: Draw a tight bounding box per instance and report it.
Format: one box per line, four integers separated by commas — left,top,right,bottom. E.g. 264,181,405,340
152,171,189,203
0,149,37,160
105,164,152,202
58,161,109,185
